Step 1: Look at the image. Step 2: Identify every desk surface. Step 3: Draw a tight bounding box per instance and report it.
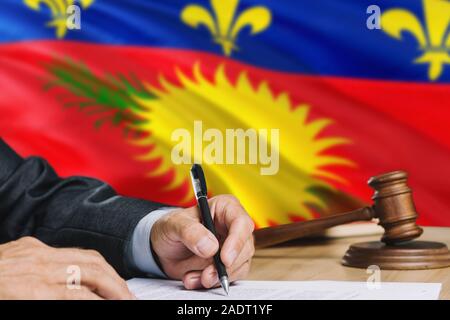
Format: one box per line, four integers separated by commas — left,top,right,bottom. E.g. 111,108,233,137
249,226,450,299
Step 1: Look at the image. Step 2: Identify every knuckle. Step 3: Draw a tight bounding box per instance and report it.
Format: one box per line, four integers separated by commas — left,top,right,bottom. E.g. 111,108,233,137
225,194,239,204
94,254,108,267
86,250,107,264
95,255,107,266
86,249,101,258
215,194,239,204
20,236,41,246
86,262,102,274
247,217,255,232
236,237,247,251
248,243,255,257
230,203,242,214
236,215,253,233
249,250,255,261
20,236,34,242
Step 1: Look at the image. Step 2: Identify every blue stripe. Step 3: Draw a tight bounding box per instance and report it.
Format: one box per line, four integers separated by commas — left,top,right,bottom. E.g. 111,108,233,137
1,0,449,82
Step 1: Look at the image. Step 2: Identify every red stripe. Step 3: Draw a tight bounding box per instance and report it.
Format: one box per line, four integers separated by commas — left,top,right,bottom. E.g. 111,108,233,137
1,41,449,226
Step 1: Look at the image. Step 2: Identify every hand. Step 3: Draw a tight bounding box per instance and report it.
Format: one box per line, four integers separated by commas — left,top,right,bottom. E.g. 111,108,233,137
151,195,255,290
0,237,134,300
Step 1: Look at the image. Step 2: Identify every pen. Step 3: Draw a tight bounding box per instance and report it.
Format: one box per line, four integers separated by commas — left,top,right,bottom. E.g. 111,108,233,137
190,164,230,295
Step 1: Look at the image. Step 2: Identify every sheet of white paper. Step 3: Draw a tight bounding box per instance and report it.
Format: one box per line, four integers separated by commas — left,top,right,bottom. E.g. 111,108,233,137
127,278,441,300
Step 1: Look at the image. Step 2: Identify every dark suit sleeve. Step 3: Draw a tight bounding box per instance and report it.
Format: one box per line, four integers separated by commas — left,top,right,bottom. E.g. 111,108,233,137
0,138,166,278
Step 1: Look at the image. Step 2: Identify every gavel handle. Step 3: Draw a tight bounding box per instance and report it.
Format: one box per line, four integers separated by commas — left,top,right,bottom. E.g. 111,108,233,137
254,206,375,248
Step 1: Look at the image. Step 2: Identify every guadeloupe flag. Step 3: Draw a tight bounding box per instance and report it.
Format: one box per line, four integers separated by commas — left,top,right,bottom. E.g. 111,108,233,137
1,0,449,228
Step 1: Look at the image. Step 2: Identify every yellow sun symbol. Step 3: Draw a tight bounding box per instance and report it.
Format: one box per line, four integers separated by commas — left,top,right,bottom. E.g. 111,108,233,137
130,64,353,227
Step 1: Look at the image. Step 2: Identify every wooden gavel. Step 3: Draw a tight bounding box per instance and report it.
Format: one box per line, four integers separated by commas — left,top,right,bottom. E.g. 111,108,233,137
254,171,424,248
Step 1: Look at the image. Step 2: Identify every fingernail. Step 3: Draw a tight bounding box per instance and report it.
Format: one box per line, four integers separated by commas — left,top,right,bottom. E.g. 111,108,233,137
196,236,216,256
227,249,238,266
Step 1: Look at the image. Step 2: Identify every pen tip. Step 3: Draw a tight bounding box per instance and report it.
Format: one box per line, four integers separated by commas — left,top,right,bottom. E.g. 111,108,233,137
220,276,230,296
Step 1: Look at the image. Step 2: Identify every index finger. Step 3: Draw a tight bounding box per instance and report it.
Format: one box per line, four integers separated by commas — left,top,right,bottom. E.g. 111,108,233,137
211,196,255,267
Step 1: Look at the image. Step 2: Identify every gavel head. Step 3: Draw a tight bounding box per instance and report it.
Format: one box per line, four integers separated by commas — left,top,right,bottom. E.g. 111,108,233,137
368,171,423,244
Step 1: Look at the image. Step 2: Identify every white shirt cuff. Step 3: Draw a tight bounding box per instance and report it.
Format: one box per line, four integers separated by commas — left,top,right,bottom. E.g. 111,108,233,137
129,207,176,278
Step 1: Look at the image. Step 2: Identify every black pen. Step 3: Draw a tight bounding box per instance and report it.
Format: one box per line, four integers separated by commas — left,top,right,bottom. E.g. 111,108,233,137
190,164,230,295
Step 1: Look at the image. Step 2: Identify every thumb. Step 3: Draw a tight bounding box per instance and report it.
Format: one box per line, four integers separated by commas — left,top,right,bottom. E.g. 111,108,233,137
169,214,219,258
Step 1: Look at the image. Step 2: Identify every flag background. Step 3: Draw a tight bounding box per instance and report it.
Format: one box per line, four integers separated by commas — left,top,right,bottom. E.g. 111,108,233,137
1,0,449,227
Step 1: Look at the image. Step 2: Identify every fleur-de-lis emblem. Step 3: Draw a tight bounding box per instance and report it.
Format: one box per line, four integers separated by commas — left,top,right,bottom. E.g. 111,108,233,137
181,0,272,56
24,0,94,38
381,0,450,81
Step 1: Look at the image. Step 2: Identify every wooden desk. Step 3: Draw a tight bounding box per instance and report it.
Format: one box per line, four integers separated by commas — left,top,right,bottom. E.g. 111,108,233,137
249,226,450,299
